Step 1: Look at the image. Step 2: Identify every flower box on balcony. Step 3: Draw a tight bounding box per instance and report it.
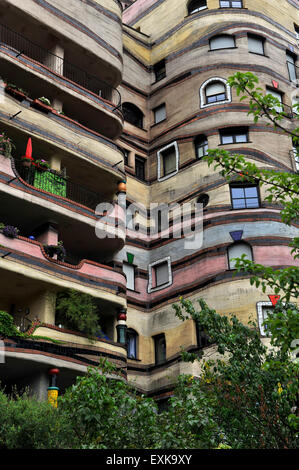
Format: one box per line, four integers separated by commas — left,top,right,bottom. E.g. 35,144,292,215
5,85,29,102
32,98,53,114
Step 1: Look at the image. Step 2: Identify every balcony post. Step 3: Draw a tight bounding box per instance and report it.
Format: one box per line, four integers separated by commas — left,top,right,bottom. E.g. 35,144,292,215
44,39,64,75
116,308,127,345
49,154,62,172
48,368,60,408
29,290,57,325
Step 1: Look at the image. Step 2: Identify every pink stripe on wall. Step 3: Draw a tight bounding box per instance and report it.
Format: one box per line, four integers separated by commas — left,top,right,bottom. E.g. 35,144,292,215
123,0,158,24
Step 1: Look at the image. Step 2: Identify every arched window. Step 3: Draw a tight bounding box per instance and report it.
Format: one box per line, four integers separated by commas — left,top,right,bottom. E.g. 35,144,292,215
194,135,208,159
210,34,235,50
197,193,209,208
122,102,144,128
228,242,253,270
187,0,207,15
200,77,231,108
127,328,138,359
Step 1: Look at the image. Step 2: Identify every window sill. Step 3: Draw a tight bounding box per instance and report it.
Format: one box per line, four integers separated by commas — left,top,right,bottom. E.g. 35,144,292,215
218,141,251,146
248,52,268,58
208,47,238,51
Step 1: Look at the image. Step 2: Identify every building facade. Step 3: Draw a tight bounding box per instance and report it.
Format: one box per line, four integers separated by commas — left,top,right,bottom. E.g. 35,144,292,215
0,0,298,401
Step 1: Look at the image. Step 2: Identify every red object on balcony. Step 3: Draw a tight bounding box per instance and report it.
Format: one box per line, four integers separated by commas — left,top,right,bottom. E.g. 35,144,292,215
21,138,35,167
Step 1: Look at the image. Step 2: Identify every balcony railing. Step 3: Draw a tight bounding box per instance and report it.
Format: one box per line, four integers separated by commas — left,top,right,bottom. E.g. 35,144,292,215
0,22,122,111
13,158,103,210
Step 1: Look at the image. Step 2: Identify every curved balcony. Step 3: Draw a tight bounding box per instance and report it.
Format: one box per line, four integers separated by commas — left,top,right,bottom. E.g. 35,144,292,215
0,231,127,303
0,23,123,138
2,0,123,86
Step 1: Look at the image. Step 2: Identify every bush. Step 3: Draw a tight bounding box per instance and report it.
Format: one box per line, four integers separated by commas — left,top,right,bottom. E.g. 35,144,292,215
0,311,22,338
0,388,77,449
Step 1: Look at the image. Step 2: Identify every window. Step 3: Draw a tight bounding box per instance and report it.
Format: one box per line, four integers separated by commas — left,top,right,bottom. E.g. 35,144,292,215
200,77,231,108
148,257,172,292
266,87,283,113
123,262,135,290
127,329,138,359
154,334,166,365
195,135,208,159
157,142,179,180
123,149,129,166
220,127,249,144
228,242,253,270
220,0,243,7
196,322,211,349
286,52,297,82
187,0,207,15
154,104,166,124
135,156,145,181
153,59,166,82
206,82,226,104
197,193,209,208
122,102,144,128
248,34,265,55
256,302,274,337
295,24,299,46
210,35,235,50
230,184,260,209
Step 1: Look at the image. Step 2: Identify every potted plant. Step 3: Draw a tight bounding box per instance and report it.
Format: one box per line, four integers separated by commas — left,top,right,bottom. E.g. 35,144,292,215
33,96,52,113
2,225,19,239
35,159,50,171
44,241,66,262
0,132,15,158
5,83,29,101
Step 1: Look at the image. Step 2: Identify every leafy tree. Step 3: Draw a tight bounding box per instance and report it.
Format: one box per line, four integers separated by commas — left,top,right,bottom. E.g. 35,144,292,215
172,72,299,448
55,289,101,338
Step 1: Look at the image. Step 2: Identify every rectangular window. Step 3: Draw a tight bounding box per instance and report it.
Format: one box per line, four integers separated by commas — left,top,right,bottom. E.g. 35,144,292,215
293,143,299,171
210,35,235,50
220,127,249,144
158,142,179,180
248,34,265,55
295,24,299,46
153,59,166,82
230,185,260,209
286,52,297,82
266,87,283,113
154,334,166,365
123,262,135,291
155,261,169,287
135,156,145,181
220,0,242,7
123,149,129,166
154,104,166,124
148,257,172,292
206,82,226,103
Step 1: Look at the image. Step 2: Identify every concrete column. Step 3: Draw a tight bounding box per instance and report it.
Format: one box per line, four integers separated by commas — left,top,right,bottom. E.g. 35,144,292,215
49,155,61,172
30,290,57,325
52,97,63,113
30,371,49,401
45,41,64,75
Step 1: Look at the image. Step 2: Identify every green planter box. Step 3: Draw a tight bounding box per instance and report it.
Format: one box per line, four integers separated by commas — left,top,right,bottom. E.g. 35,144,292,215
34,170,67,197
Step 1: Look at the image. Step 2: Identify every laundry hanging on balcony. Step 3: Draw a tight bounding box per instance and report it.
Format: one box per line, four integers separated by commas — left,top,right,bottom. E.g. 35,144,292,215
34,170,67,197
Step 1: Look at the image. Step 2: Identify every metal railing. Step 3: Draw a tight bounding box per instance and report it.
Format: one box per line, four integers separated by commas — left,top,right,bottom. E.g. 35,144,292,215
0,22,122,110
14,158,103,210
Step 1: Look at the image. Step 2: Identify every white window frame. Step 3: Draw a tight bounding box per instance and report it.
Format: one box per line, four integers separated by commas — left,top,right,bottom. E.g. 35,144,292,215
188,0,207,15
200,77,232,109
123,262,135,291
257,301,274,337
157,141,179,181
148,257,172,293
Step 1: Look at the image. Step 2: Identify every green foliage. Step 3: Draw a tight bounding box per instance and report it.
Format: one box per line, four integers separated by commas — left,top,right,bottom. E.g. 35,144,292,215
0,388,76,449
0,311,22,338
173,298,299,448
56,289,101,338
0,131,15,158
